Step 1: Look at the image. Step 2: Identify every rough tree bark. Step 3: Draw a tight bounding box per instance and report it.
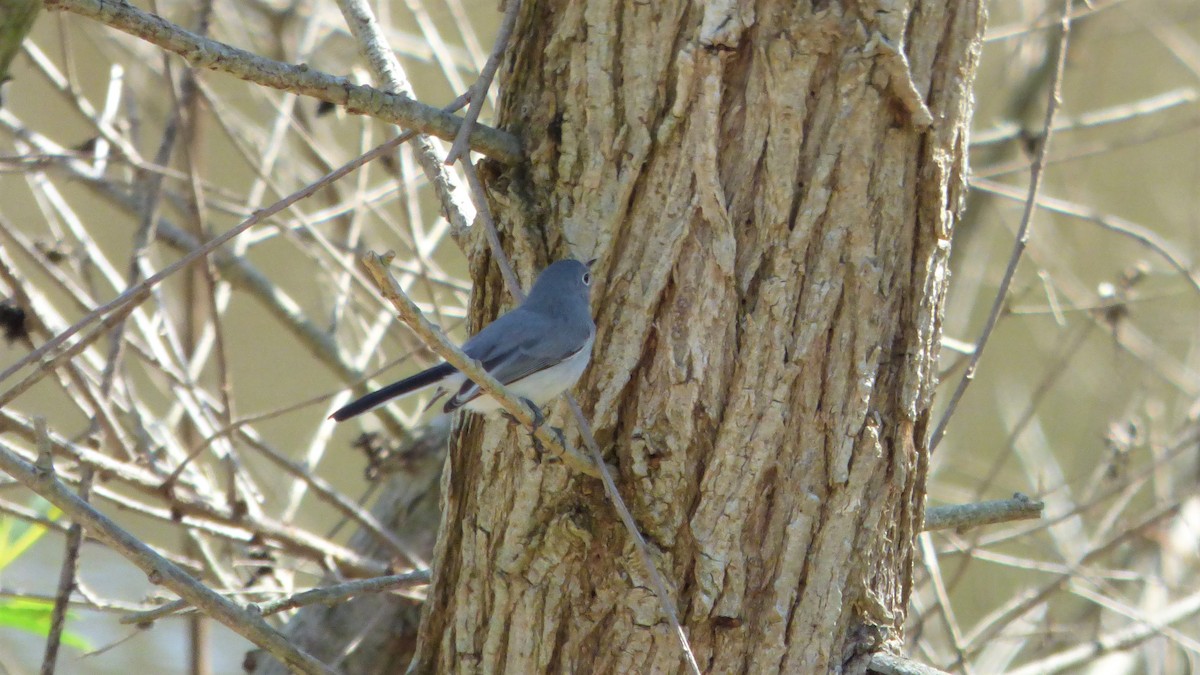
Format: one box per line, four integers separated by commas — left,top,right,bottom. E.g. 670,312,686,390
409,0,985,673
262,0,986,672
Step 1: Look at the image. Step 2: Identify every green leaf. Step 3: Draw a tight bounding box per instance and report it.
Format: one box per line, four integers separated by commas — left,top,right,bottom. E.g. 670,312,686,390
0,500,61,570
0,598,93,652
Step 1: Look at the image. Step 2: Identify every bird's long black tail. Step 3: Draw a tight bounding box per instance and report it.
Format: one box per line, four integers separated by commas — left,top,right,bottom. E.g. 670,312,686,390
330,363,457,421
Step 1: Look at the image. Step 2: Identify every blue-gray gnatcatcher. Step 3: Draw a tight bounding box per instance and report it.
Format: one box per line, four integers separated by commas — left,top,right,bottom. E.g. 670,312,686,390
331,259,596,422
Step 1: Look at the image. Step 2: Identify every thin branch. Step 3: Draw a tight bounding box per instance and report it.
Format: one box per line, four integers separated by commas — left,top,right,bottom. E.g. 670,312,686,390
918,533,972,673
0,286,148,411
971,177,1200,297
71,169,447,439
870,652,954,675
963,429,1200,554
0,498,206,572
1068,582,1200,657
459,160,522,297
0,412,392,577
42,463,92,674
0,117,446,390
567,397,702,675
444,0,522,165
922,494,1045,532
252,569,429,614
971,87,1197,147
0,439,337,674
930,1,1073,452
955,501,1184,667
39,416,87,675
984,0,1123,43
42,0,522,164
122,569,432,625
335,0,474,234
235,429,428,568
1005,588,1200,675
96,34,195,407
0,587,152,614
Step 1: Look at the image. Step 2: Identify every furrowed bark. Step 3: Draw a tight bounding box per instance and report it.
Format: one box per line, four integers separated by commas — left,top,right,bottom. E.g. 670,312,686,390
410,0,985,672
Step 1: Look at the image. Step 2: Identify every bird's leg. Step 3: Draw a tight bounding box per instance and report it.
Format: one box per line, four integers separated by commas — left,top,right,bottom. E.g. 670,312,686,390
519,398,545,431
529,426,565,465
501,400,559,464
499,399,545,430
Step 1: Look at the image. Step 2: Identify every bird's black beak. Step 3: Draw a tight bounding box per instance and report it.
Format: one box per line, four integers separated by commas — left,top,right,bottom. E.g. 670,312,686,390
586,258,597,268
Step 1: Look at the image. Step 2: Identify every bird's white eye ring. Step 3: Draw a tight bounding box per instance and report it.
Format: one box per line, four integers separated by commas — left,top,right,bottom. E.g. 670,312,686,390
582,272,591,286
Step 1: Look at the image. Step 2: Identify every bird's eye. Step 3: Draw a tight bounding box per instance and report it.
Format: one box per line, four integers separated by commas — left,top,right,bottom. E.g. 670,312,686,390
582,272,591,286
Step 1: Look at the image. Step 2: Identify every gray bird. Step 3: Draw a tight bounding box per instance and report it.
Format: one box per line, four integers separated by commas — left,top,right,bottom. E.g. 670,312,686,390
331,259,596,422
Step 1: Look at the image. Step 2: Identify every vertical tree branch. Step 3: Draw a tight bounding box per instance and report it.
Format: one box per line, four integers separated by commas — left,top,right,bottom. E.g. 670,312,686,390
930,0,1074,451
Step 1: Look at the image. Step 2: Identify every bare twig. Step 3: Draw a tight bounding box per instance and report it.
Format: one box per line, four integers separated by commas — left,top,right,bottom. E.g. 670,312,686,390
870,652,954,675
38,415,76,675
930,1,1073,452
984,0,1123,43
568,397,702,675
971,87,1197,147
96,34,195,407
0,587,152,614
42,463,92,675
1005,588,1200,675
955,501,1184,668
459,161,522,296
0,498,205,572
971,178,1200,297
922,494,1045,532
250,568,429,616
918,534,972,673
0,440,337,675
0,116,454,390
122,569,432,625
0,412,391,577
444,0,523,165
335,0,474,233
42,0,522,164
235,429,428,568
0,287,148,411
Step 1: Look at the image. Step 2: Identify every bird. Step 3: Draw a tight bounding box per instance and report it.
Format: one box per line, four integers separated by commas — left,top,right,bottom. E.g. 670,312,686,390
330,258,596,423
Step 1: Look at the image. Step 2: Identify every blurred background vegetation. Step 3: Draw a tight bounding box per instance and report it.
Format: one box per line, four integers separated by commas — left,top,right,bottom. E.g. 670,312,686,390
0,0,1198,672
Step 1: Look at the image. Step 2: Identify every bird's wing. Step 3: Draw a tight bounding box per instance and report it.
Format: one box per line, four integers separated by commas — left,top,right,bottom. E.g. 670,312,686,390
446,309,590,410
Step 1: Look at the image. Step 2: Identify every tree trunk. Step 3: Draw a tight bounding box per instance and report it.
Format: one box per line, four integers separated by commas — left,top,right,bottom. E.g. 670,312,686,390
410,0,985,673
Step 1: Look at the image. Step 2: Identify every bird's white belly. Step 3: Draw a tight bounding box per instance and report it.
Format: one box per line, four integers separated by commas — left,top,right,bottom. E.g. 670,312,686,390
463,336,594,414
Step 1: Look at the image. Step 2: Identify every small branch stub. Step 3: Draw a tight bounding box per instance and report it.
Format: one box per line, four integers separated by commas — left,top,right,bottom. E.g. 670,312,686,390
922,493,1044,532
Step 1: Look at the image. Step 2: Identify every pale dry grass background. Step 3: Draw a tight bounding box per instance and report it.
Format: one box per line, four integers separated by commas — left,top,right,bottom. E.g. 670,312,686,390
0,0,1197,672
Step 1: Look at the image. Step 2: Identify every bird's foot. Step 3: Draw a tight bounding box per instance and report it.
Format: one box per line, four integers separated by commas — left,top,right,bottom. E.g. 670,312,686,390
530,426,565,465
519,398,545,431
500,399,545,430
